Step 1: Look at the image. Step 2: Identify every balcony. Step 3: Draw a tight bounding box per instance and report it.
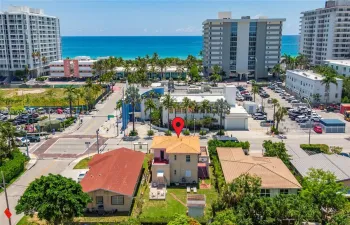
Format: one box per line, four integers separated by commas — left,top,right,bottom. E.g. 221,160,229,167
153,158,169,165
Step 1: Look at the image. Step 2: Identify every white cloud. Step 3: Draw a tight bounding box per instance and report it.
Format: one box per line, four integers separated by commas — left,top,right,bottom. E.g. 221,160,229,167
175,26,201,33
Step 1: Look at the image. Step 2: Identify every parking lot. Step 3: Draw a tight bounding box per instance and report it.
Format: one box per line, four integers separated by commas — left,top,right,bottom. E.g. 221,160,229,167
244,83,350,134
44,138,96,155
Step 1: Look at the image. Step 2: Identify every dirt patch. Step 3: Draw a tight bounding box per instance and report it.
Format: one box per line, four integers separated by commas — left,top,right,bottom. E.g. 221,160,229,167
16,89,46,96
0,89,46,97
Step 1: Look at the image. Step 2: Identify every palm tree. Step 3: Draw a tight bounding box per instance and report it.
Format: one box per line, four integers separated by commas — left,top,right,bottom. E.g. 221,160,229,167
321,73,338,104
172,101,180,117
24,65,30,80
214,99,230,136
295,54,309,69
312,93,321,104
200,99,210,129
210,73,222,87
158,59,168,80
182,97,192,128
162,93,174,130
275,106,288,131
271,98,279,127
252,85,259,102
0,122,17,157
272,64,283,79
64,85,76,117
116,99,123,119
125,86,141,133
75,88,85,113
144,98,157,132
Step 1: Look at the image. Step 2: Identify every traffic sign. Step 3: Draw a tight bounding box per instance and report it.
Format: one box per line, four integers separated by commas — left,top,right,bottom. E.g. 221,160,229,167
107,115,114,120
4,208,12,219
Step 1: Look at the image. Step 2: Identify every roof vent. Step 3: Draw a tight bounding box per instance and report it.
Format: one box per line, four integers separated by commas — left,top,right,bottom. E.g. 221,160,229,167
241,16,251,19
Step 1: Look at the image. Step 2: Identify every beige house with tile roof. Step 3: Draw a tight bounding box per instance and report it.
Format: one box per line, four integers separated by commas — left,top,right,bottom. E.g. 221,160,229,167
217,147,301,197
151,136,202,185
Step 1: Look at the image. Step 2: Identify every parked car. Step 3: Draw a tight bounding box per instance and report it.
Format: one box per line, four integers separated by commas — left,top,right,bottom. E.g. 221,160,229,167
213,136,239,143
261,120,274,126
57,108,63,114
27,136,41,142
37,107,46,114
236,95,245,101
253,114,267,120
296,115,307,123
313,125,322,134
15,137,30,146
339,152,350,158
291,100,300,104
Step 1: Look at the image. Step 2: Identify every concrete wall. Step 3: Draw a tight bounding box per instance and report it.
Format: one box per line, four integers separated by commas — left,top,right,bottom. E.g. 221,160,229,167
169,153,199,184
87,190,133,212
188,206,205,217
256,22,267,79
236,21,250,74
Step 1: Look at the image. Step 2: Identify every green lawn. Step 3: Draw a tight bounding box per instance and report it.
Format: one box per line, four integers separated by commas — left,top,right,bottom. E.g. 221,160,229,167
138,166,218,223
73,157,92,169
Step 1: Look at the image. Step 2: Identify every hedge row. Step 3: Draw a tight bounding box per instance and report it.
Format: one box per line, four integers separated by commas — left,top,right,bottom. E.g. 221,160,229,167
0,150,28,183
300,144,330,154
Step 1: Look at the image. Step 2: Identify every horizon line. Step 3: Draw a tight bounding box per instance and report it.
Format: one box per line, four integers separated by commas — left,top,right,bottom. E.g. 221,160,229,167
61,34,299,37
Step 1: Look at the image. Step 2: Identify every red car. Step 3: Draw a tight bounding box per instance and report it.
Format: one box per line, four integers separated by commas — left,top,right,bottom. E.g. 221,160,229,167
56,108,63,114
313,125,322,134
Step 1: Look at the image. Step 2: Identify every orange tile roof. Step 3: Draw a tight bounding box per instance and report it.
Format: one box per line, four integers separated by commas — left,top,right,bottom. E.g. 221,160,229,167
151,136,200,154
80,148,145,196
217,148,301,189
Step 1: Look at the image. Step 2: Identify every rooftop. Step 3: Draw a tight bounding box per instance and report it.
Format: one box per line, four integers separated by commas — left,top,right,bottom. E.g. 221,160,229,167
169,95,225,103
151,136,200,154
187,194,206,207
325,59,350,66
80,148,145,196
291,153,350,181
217,147,301,189
320,119,346,126
287,70,342,81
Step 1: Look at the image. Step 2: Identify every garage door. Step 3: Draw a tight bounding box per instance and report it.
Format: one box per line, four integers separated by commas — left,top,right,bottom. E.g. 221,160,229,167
225,118,246,130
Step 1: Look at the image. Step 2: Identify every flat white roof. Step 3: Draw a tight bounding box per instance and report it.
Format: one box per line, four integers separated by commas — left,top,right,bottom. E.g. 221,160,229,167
287,70,342,81
325,60,350,67
230,105,249,114
168,95,225,103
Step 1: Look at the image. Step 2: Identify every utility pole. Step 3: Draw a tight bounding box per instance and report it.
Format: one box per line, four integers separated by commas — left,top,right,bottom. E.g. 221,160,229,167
96,129,100,154
2,171,12,225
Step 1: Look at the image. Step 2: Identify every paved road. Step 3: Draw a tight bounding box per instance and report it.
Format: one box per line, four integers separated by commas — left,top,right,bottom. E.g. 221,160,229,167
0,159,71,225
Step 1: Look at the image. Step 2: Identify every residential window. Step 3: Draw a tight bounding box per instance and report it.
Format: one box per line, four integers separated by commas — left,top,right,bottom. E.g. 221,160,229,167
111,195,124,205
185,170,191,177
96,196,103,205
335,93,338,98
280,189,289,195
174,155,177,160
186,155,190,162
174,170,177,175
260,189,270,197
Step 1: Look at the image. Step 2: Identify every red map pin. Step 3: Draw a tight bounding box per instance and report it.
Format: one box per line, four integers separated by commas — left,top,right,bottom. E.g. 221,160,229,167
172,117,185,138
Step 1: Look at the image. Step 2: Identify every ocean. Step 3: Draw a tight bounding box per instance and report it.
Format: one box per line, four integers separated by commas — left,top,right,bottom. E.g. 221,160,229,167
61,35,299,59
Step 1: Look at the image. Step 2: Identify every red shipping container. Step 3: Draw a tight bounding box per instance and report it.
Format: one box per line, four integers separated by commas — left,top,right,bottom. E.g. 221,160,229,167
340,104,350,114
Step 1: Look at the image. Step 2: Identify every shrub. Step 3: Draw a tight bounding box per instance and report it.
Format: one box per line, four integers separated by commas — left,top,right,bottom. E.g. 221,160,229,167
199,130,207,136
35,76,48,82
300,144,330,154
217,130,225,136
0,150,28,184
330,146,343,154
271,126,279,135
164,130,172,136
147,130,154,136
183,130,190,136
129,130,138,136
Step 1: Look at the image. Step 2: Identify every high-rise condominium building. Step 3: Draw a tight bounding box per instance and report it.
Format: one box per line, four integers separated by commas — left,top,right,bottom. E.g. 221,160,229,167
300,0,350,65
0,6,61,78
202,12,285,80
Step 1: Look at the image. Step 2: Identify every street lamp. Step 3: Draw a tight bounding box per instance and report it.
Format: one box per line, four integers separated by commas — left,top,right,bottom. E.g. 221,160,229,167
303,97,312,144
193,118,196,136
96,129,100,154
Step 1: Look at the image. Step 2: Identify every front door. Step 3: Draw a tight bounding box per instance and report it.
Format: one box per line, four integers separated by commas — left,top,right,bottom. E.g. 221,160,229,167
160,151,164,160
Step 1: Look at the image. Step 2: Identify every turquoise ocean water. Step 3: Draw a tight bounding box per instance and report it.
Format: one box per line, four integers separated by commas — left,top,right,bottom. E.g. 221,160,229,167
62,35,299,59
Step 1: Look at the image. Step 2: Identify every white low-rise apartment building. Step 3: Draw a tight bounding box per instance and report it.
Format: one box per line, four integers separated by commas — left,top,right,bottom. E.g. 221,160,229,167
0,6,62,78
324,59,350,77
49,56,95,78
285,70,343,103
159,84,249,130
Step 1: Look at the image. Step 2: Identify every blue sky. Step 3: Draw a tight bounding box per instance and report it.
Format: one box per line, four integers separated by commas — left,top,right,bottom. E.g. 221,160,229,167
2,0,325,36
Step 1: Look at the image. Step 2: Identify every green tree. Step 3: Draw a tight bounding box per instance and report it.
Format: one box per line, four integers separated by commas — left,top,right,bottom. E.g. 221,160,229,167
211,209,236,225
144,98,157,132
200,99,210,129
321,73,338,104
64,85,76,117
262,140,291,166
162,93,174,130
167,214,200,225
272,63,283,79
301,168,348,223
125,86,141,133
181,97,191,128
275,106,288,131
116,99,123,116
15,174,91,225
188,65,201,82
271,98,279,127
295,53,309,69
312,93,321,104
0,121,17,158
210,73,222,87
214,98,230,136
252,85,259,102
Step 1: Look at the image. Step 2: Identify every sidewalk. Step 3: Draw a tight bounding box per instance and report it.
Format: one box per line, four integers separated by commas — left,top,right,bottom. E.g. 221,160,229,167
25,153,38,170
